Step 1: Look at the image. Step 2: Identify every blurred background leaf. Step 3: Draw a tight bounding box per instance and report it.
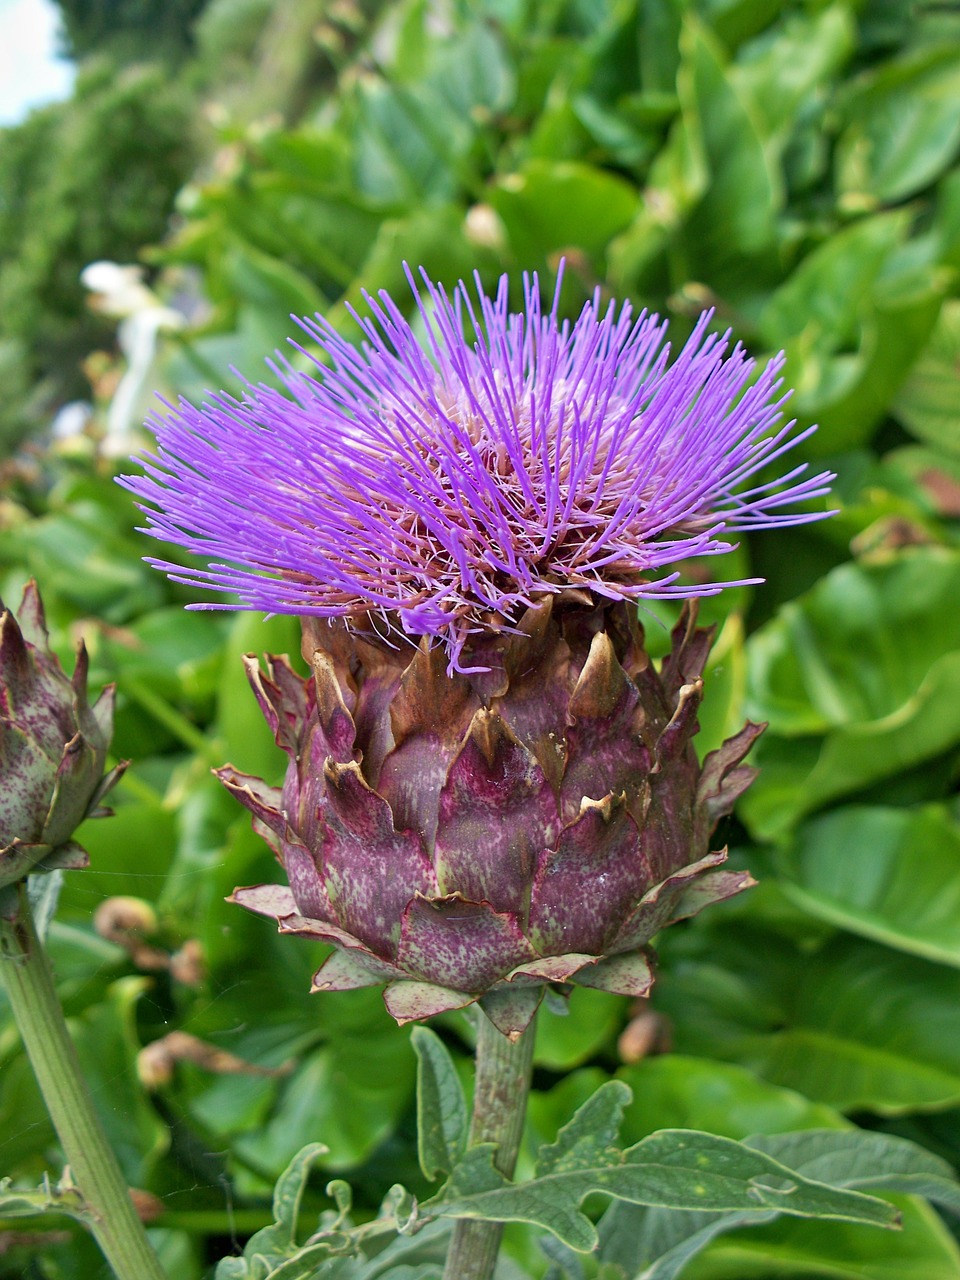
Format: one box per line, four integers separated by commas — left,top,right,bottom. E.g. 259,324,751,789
0,0,958,1276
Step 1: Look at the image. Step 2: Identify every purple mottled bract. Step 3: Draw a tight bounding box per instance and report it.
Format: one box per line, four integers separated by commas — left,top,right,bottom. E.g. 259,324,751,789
120,265,832,671
218,600,765,1035
122,266,834,1035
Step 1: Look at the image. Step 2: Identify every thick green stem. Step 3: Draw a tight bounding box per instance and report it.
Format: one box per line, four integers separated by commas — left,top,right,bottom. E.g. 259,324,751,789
442,1010,538,1280
0,887,166,1280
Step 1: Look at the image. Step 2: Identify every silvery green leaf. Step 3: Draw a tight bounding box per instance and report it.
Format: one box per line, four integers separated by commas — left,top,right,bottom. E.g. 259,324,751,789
430,1129,898,1252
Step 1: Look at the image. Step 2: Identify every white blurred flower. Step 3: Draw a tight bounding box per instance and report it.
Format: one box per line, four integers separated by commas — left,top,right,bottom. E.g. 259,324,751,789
80,262,186,455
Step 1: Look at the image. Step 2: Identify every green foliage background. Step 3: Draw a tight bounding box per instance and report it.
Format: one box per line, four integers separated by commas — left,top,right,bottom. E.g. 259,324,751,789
0,0,959,1276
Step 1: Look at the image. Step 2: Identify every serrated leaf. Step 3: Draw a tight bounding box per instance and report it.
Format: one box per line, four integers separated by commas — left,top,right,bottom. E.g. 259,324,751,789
746,1129,960,1213
411,1026,468,1182
600,1129,960,1280
233,1143,329,1263
535,1081,632,1176
431,1129,897,1252
272,1142,329,1240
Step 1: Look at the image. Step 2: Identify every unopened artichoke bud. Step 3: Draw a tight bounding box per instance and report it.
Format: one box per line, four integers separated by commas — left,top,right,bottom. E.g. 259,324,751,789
0,582,125,903
222,601,763,1037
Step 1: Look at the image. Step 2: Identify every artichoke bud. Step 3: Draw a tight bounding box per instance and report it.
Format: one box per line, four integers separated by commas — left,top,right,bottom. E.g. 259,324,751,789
0,582,125,907
225,599,763,1038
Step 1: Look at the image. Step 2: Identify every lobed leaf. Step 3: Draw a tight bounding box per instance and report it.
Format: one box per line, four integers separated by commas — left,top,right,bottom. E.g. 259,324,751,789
430,1128,897,1252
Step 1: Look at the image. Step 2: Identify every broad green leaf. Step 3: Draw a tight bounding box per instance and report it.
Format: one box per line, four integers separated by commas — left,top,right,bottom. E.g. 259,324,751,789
429,19,515,119
0,1049,57,1173
72,977,169,1185
351,76,462,204
432,1129,896,1252
778,805,960,967
733,8,854,141
59,787,177,911
756,214,945,453
638,0,683,94
534,984,625,1070
186,1022,320,1139
793,276,946,454
342,205,484,331
3,510,164,623
675,18,779,300
411,1026,468,1182
617,1057,844,1144
150,1232,203,1280
209,179,379,288
742,550,960,838
101,606,227,695
836,44,960,204
223,241,328,328
233,1030,415,1174
759,215,906,355
893,299,960,457
490,160,638,265
694,613,748,760
657,929,960,1114
678,1196,959,1280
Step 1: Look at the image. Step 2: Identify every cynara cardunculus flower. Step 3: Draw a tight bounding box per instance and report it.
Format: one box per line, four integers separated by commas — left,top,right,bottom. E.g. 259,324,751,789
122,267,832,1035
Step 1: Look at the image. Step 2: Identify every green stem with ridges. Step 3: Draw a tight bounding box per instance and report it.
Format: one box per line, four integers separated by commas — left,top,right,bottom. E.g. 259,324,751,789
0,886,166,1280
442,1010,537,1280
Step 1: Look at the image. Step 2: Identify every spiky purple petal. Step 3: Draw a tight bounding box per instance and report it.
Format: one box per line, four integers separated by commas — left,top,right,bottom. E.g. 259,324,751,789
121,266,833,671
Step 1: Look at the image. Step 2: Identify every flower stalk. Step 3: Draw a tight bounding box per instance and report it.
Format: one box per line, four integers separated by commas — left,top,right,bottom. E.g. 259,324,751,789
0,885,166,1280
443,1010,538,1280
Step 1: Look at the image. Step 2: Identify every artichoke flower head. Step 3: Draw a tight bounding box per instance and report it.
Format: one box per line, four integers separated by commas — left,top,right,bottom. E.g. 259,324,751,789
0,582,125,916
123,265,833,1035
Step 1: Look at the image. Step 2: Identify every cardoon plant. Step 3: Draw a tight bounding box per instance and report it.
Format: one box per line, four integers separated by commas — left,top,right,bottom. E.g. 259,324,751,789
122,266,834,1279
0,584,165,1280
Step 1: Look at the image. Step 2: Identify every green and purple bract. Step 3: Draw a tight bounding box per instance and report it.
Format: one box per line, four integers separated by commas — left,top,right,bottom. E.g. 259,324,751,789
122,267,831,672
0,582,124,911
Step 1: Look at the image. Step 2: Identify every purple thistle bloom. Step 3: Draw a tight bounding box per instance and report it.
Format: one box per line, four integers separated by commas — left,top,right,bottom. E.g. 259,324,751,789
121,266,832,670
121,266,836,1033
